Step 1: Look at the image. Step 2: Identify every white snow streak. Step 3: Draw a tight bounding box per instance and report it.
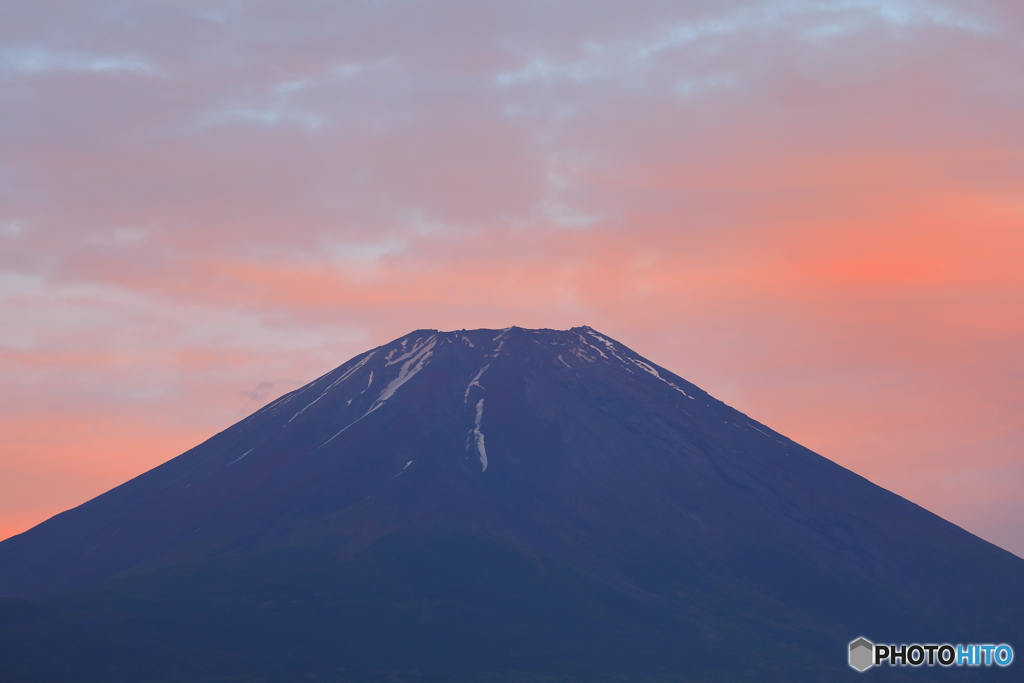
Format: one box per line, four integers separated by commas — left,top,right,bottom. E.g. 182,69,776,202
489,328,512,357
384,337,410,362
246,389,297,420
464,365,489,402
470,398,488,472
319,411,369,447
746,422,772,438
385,335,432,366
334,350,378,384
287,351,376,423
369,336,436,412
265,390,300,416
576,332,609,359
571,346,596,362
556,354,571,369
628,357,690,398
321,336,438,448
583,330,633,372
229,448,253,465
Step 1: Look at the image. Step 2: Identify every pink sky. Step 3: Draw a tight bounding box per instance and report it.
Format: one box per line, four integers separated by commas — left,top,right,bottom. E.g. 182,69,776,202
1,1,1022,556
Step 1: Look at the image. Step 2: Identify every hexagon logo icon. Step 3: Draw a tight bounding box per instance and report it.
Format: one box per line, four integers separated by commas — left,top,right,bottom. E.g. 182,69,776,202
849,637,874,671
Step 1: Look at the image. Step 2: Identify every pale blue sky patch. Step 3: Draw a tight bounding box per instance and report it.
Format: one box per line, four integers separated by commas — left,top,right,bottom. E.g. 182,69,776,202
1,220,23,238
798,0,993,33
199,105,326,131
86,228,149,247
2,47,161,77
675,74,738,98
536,201,600,230
494,57,610,87
319,235,408,266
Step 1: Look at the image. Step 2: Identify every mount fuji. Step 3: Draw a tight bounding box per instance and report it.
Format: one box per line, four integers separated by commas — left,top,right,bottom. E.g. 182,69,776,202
1,326,1020,682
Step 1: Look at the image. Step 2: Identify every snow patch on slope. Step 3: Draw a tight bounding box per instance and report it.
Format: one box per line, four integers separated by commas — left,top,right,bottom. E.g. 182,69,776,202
228,448,253,465
287,351,376,423
571,346,596,362
576,332,609,359
629,357,691,398
320,336,436,448
745,422,772,438
385,335,432,366
369,336,437,413
583,329,634,373
469,398,488,472
464,365,489,402
488,327,512,357
258,389,300,419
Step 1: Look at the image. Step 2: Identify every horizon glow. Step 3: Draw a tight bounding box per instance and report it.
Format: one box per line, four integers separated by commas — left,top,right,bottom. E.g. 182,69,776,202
0,1,1021,557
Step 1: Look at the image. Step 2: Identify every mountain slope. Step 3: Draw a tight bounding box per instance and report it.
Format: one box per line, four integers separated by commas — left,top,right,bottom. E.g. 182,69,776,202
1,326,1020,682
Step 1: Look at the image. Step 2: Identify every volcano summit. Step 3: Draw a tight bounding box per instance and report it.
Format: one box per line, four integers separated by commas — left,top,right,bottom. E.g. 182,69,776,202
1,326,1021,682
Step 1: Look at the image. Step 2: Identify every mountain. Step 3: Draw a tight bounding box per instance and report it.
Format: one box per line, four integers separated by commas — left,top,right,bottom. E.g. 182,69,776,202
1,326,1021,682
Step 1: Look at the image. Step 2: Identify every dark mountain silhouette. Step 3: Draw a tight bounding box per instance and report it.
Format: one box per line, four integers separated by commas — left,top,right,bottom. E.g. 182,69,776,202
1,326,1020,682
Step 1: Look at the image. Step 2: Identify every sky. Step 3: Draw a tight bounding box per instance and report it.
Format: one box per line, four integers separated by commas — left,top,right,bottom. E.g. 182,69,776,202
0,0,1021,556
